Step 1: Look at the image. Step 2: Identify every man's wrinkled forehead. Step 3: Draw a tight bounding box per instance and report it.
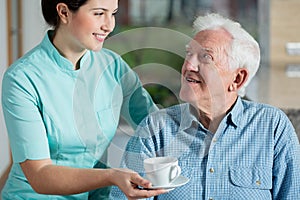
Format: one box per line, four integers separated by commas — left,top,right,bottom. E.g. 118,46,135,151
185,40,213,53
188,29,232,49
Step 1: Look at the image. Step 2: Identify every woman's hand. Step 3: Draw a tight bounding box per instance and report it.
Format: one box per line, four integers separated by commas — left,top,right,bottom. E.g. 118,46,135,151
109,168,167,199
21,159,166,198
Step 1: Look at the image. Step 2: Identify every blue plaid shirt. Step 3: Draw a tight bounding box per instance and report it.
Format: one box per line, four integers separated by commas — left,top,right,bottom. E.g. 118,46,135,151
110,98,300,200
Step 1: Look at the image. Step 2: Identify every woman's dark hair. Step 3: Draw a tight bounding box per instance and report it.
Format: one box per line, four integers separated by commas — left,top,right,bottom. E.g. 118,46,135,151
41,0,88,28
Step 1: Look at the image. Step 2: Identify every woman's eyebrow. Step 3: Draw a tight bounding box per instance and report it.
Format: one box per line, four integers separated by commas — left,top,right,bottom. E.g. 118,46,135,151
90,8,118,12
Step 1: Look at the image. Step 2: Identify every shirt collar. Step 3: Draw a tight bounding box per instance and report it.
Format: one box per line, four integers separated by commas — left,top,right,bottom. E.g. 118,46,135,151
226,97,244,128
178,103,200,131
179,97,244,131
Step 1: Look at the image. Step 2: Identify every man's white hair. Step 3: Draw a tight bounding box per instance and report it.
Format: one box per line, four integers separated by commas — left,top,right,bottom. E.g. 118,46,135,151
193,13,260,97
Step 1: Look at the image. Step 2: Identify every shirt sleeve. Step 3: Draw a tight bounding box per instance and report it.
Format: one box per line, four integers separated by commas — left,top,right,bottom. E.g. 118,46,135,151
109,117,156,200
272,112,300,199
2,70,50,163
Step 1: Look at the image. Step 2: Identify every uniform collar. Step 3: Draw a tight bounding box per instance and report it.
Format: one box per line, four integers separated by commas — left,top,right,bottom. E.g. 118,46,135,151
41,30,89,73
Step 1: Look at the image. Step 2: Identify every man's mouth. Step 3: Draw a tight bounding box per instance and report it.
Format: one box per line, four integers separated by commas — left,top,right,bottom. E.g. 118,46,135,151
186,77,201,84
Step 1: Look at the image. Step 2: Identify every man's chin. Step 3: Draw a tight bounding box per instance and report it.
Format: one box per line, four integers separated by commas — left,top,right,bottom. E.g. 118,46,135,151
179,90,195,104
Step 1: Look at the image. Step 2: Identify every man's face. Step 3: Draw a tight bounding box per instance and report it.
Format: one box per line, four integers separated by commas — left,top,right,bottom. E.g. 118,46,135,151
179,28,235,110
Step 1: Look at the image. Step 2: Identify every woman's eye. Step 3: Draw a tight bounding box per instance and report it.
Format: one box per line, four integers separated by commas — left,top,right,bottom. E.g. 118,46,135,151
94,12,103,16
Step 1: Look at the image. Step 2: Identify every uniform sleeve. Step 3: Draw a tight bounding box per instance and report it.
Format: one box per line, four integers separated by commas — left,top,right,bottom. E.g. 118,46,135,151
272,112,300,199
2,71,50,163
116,57,158,129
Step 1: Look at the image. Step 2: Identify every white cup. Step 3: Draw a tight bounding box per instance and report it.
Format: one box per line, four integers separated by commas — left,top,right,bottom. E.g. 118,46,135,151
144,156,181,186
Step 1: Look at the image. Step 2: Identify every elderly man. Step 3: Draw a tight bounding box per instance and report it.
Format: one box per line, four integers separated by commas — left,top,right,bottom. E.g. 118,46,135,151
110,13,300,200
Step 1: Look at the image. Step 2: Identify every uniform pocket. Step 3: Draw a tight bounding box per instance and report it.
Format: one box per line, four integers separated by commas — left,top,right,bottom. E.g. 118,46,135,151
229,166,272,199
96,107,120,142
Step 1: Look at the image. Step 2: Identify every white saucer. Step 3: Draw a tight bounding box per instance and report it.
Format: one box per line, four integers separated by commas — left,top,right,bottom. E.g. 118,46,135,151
148,175,189,190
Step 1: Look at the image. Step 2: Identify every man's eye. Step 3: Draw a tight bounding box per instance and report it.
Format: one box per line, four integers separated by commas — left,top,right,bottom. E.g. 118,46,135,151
199,53,213,63
185,50,193,56
203,54,213,60
202,53,213,60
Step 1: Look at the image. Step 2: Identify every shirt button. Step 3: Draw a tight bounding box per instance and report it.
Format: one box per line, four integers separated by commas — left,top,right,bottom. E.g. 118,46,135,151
212,138,217,143
256,180,261,186
209,168,215,173
209,198,214,200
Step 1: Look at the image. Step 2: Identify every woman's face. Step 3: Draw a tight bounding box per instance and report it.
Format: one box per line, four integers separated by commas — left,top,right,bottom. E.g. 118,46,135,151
62,0,118,52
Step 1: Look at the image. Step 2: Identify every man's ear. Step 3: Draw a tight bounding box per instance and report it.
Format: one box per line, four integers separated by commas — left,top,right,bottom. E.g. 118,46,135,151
228,68,249,91
56,3,70,24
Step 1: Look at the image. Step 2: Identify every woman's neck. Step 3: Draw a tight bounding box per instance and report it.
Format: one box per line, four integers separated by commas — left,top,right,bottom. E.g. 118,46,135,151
52,29,86,70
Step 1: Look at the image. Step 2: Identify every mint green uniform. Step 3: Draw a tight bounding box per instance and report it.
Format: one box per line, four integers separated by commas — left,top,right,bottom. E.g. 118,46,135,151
1,31,157,199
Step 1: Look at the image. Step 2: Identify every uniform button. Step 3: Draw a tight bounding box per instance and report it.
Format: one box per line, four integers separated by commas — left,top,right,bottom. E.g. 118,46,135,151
209,168,215,173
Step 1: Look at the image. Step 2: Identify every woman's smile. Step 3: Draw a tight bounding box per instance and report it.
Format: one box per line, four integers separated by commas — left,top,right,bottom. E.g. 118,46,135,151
92,33,107,42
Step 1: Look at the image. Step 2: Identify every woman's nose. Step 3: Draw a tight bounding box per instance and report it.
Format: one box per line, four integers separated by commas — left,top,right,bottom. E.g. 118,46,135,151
101,16,115,33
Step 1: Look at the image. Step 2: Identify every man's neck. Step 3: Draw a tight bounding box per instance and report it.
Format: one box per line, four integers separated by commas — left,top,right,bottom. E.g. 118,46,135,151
197,96,238,133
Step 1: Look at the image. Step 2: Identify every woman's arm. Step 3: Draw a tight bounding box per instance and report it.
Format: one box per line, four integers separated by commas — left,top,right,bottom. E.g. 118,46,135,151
20,159,165,198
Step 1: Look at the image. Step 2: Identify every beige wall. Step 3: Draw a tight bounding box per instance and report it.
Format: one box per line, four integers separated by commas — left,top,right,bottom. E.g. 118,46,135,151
0,0,10,195
269,0,300,109
270,0,300,63
0,0,46,194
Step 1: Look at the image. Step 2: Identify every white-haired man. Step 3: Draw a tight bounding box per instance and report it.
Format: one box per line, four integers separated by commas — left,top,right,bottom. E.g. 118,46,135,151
110,13,300,200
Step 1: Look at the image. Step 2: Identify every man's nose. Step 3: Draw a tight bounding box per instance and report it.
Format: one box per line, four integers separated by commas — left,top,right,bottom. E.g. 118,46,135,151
184,57,199,72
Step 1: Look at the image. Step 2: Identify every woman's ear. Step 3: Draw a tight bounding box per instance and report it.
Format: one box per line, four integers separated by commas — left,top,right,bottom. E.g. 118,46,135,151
56,3,70,24
228,68,249,92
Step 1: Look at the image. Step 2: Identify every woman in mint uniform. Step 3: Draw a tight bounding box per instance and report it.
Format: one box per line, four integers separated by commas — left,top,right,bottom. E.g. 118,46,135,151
1,0,166,199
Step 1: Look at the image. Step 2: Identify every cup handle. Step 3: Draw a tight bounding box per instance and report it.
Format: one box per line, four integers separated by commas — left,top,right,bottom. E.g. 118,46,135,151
169,165,181,183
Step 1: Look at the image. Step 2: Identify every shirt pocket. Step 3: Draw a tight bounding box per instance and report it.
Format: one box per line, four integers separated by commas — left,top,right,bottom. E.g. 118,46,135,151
229,166,272,199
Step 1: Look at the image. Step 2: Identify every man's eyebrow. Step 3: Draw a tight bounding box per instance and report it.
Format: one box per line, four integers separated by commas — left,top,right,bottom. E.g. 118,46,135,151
185,44,213,53
202,47,213,53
